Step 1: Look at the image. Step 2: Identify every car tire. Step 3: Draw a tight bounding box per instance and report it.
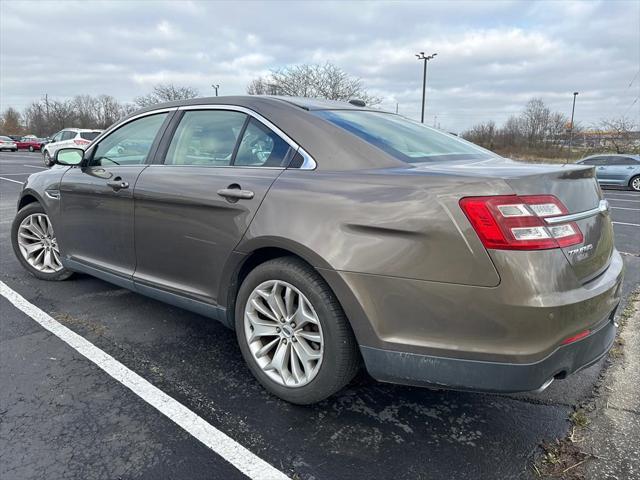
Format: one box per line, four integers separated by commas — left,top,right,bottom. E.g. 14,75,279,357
11,202,73,281
43,150,53,167
630,175,640,192
235,257,360,404
29,146,34,152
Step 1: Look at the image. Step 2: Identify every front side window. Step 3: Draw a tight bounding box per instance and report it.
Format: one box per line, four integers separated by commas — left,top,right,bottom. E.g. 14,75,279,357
235,118,291,167
61,131,76,141
91,113,168,166
165,110,246,166
314,110,496,163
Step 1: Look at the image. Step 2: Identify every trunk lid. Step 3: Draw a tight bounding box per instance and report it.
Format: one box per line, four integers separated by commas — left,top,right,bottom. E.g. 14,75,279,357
412,158,614,283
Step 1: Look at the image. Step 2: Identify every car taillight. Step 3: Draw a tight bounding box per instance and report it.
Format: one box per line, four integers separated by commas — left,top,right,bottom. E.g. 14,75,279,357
459,195,583,250
74,139,91,145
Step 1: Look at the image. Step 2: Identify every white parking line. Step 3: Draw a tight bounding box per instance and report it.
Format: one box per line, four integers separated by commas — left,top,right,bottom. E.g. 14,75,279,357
0,172,33,176
0,176,24,184
0,282,290,480
613,221,640,227
606,198,640,203
611,206,640,211
22,165,46,169
604,192,640,198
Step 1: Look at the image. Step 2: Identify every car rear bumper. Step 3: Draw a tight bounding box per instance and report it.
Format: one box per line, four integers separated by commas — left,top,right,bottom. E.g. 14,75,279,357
322,248,624,393
360,310,617,393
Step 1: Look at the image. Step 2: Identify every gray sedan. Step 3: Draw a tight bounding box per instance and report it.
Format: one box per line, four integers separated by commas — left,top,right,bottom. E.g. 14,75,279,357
578,153,640,191
11,96,623,404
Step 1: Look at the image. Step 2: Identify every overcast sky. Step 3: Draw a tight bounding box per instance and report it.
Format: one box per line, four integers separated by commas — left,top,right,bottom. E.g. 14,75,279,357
1,0,638,132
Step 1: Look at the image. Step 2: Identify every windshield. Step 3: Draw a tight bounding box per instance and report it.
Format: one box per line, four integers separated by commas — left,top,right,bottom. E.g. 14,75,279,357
314,110,496,163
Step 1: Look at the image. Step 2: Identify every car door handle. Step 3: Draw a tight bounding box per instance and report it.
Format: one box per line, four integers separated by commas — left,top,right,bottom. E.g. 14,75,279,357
217,188,254,200
106,178,129,191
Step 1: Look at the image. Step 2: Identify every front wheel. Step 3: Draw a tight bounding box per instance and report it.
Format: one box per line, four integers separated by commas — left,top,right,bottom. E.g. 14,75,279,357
235,257,359,404
630,175,640,192
29,145,34,152
11,203,73,281
43,150,53,167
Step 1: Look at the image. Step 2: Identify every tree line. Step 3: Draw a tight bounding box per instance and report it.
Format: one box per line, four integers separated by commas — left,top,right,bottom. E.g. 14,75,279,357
0,84,202,138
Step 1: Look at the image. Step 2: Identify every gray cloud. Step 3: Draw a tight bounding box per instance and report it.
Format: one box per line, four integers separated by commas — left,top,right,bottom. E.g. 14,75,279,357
1,0,638,131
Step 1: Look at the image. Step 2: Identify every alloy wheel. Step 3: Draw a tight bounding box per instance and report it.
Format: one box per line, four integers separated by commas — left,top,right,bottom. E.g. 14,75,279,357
632,177,640,192
244,280,324,387
17,213,64,273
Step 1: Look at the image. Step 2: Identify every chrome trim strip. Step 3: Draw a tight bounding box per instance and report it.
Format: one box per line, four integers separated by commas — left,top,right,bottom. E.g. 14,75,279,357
44,189,60,200
89,107,179,146
544,199,609,225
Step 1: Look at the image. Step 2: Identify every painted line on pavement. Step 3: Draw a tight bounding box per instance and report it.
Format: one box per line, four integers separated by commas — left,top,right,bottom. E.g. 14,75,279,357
0,176,24,184
613,221,640,227
0,281,290,480
606,198,640,203
22,165,46,169
611,206,640,211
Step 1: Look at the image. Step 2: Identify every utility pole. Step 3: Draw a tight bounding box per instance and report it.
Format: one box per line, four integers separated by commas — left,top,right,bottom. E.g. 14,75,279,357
211,84,219,97
44,93,49,117
415,52,437,123
568,91,579,156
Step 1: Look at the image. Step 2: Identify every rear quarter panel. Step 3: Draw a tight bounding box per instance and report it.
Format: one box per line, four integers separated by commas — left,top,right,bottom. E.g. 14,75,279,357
240,168,505,287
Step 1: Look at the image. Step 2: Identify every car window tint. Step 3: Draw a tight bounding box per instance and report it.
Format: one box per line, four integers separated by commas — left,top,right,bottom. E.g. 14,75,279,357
91,113,168,166
234,118,291,167
314,110,495,163
51,132,62,142
165,110,246,166
61,131,75,141
80,131,101,141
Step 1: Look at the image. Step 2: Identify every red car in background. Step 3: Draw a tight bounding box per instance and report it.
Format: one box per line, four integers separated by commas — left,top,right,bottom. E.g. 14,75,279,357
16,136,46,152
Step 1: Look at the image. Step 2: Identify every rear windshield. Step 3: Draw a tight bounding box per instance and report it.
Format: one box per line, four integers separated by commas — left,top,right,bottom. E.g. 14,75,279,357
0,136,12,141
80,131,101,140
314,110,495,163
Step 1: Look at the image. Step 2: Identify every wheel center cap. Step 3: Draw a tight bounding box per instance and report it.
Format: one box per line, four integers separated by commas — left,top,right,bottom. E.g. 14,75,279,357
281,325,294,338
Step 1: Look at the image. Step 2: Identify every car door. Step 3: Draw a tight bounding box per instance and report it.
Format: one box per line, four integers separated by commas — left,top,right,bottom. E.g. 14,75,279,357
47,131,64,155
591,156,616,183
606,156,637,184
56,112,172,280
133,107,294,305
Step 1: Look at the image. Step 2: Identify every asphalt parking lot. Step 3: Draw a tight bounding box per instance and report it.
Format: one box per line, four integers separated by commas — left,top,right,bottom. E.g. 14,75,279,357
1,151,639,480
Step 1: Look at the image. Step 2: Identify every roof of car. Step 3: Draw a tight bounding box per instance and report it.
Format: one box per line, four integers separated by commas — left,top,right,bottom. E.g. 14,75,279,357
135,95,374,116
62,128,104,132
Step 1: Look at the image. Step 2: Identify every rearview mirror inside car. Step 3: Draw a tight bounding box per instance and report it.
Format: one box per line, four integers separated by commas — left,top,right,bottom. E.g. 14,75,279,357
55,148,84,166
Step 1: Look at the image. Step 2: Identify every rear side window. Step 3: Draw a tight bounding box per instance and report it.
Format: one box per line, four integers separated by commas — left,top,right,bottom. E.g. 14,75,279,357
165,110,246,166
80,131,101,141
234,118,291,167
314,110,495,163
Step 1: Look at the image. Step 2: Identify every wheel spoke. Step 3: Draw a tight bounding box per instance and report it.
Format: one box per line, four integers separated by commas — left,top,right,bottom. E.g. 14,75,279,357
296,330,322,343
247,314,279,342
250,297,278,321
255,337,279,358
265,339,289,382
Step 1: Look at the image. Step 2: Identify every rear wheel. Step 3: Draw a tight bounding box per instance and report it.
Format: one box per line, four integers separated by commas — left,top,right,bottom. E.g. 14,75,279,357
235,257,359,404
630,175,640,192
11,203,72,281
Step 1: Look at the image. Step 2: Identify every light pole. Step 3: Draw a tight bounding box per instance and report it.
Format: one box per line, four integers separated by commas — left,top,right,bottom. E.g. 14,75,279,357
568,91,578,154
211,84,220,97
415,52,437,123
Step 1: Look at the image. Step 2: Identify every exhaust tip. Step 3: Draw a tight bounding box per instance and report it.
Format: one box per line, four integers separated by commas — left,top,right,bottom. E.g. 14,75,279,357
533,377,555,393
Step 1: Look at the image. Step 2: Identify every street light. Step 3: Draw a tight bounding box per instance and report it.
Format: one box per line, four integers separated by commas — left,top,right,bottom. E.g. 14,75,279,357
211,84,220,96
568,91,579,155
415,52,437,123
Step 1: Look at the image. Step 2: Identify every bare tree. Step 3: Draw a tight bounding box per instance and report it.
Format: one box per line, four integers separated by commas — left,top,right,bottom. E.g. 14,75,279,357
0,107,24,135
521,98,551,147
134,83,200,108
599,116,638,153
247,63,381,105
462,121,497,149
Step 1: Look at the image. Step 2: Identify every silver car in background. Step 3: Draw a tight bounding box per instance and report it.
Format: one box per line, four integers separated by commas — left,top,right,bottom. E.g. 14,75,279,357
578,154,640,191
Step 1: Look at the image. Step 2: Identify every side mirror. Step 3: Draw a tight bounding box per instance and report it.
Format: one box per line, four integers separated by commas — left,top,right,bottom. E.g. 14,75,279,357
55,148,84,166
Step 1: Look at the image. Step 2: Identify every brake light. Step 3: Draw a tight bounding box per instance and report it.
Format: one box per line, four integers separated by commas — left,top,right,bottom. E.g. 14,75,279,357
459,195,583,250
74,139,91,145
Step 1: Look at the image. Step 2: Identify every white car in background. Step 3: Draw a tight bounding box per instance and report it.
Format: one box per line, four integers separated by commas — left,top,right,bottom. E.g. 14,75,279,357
0,136,18,152
42,128,102,166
